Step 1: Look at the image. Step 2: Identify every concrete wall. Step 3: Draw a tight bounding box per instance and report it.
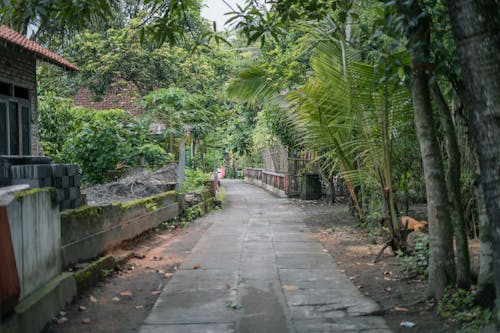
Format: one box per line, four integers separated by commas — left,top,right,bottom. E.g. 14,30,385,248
60,191,179,267
0,186,61,300
244,176,287,198
0,46,40,155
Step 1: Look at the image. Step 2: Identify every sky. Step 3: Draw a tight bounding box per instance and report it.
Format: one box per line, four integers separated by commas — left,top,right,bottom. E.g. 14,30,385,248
201,0,245,30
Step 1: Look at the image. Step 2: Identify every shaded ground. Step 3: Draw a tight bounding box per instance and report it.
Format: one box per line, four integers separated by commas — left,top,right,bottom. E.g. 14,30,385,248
45,182,476,332
299,200,465,333
44,214,215,333
139,180,389,333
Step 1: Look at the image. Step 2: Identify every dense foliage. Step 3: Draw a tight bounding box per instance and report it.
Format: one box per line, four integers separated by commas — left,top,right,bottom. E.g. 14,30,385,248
11,0,500,325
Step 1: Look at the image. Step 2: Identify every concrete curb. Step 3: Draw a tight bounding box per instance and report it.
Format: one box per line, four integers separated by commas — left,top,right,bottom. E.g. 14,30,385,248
73,255,116,293
2,273,77,333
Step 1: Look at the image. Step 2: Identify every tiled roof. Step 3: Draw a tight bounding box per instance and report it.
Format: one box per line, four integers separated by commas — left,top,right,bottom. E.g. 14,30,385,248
0,25,78,71
72,83,144,115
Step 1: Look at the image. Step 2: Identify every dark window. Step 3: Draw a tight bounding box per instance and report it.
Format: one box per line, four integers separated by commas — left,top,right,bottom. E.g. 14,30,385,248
14,86,29,99
21,105,30,155
0,81,11,96
0,99,31,156
0,102,7,155
9,102,19,155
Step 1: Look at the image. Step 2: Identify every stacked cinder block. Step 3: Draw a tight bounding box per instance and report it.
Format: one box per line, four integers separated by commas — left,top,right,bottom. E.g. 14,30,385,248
11,164,53,188
6,162,81,211
51,164,81,210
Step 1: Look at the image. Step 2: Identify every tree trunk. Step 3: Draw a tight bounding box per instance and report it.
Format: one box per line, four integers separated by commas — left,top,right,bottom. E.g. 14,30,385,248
176,138,186,192
319,167,335,204
446,0,500,319
383,80,402,248
400,0,456,299
432,81,471,289
474,171,495,308
191,138,196,169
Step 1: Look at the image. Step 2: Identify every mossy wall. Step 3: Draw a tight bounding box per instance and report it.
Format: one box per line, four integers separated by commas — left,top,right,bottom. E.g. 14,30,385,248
60,191,179,267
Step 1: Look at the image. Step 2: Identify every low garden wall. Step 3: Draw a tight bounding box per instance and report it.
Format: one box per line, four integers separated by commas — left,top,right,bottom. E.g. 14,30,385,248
1,182,216,333
60,191,179,267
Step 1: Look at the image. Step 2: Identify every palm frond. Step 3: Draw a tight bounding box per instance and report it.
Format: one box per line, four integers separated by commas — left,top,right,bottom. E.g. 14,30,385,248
226,65,276,106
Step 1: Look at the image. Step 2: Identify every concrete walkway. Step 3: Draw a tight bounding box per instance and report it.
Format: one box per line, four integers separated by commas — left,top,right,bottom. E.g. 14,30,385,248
139,180,391,333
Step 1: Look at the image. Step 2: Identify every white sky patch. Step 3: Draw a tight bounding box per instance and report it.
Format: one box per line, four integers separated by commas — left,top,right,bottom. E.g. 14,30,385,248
201,0,246,31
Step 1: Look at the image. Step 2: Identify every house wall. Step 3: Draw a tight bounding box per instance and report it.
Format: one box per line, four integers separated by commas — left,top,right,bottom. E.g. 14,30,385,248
0,46,40,156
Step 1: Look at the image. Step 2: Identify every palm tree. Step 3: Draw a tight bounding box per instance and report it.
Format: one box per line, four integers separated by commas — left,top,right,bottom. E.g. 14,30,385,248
227,27,414,244
285,37,413,244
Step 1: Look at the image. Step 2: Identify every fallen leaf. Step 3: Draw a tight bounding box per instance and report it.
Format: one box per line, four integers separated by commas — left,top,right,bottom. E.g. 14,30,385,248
112,297,120,302
357,285,363,289
79,306,87,312
81,318,91,324
394,306,409,312
192,263,201,270
164,273,173,278
157,269,165,274
384,287,392,292
322,249,328,253
282,285,299,291
383,271,392,276
151,290,161,295
383,277,392,281
89,296,97,303
119,290,133,297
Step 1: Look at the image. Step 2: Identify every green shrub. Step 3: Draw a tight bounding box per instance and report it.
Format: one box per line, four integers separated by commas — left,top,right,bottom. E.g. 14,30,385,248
139,143,172,165
183,169,211,193
38,93,76,157
58,109,154,184
437,287,494,332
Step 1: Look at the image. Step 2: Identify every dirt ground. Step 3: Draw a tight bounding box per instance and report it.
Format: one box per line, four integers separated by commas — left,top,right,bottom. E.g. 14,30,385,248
45,198,475,333
299,200,469,333
43,219,213,333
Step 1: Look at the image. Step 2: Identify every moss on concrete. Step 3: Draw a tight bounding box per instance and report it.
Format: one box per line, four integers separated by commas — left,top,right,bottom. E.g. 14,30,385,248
11,272,76,333
14,187,57,205
61,205,103,219
74,255,116,293
118,190,177,211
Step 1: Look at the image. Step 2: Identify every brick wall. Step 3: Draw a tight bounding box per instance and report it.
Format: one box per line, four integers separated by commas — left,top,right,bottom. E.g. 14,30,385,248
0,46,40,156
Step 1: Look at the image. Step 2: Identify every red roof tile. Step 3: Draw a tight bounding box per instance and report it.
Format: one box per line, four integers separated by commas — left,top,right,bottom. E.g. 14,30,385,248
0,25,78,71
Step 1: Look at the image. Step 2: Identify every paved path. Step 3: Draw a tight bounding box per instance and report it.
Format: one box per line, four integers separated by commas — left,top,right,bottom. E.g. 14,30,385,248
140,180,391,333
